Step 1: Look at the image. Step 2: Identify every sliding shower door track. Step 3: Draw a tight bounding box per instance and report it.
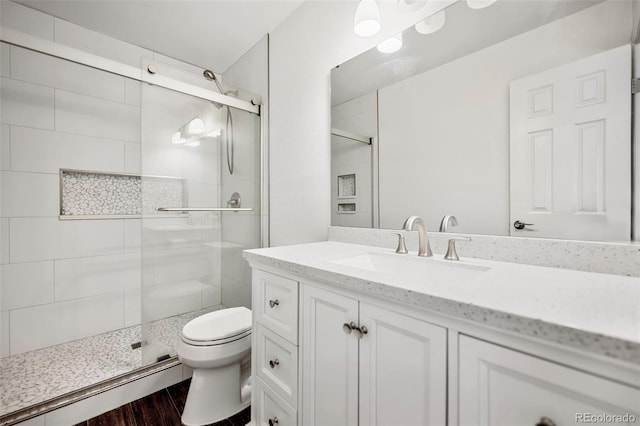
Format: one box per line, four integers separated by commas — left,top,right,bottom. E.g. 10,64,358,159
0,357,181,426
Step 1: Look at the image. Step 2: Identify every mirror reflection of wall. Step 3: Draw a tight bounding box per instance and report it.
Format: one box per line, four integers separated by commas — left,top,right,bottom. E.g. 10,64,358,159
331,0,639,243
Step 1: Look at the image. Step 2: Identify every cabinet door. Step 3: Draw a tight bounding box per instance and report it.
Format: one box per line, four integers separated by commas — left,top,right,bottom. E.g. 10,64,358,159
301,284,359,426
359,303,447,426
459,336,640,426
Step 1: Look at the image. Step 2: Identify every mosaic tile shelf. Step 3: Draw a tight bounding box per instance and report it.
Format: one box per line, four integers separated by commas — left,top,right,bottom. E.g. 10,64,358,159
60,169,186,219
0,305,224,417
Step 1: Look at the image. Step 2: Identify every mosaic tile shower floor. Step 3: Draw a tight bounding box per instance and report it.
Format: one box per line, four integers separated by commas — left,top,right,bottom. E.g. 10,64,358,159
0,305,224,417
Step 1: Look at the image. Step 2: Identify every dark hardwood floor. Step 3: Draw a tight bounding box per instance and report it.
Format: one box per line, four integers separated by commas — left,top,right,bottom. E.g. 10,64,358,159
74,379,251,426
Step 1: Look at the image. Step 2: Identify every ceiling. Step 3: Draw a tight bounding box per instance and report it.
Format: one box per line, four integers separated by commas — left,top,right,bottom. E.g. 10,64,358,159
15,0,305,73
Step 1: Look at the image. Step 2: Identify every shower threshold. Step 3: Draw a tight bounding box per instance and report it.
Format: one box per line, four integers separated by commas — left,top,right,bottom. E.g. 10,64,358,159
0,305,224,425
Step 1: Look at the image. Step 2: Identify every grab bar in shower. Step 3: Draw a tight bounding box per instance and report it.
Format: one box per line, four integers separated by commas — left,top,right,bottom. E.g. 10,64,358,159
156,207,253,212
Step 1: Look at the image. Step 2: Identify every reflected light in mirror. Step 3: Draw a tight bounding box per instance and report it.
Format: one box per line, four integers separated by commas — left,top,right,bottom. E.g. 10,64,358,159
187,117,205,135
354,0,381,37
172,131,186,145
396,0,427,14
415,10,446,34
377,33,403,53
467,0,497,9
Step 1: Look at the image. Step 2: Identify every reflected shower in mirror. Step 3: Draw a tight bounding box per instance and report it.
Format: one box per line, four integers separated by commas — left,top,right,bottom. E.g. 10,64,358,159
330,0,639,242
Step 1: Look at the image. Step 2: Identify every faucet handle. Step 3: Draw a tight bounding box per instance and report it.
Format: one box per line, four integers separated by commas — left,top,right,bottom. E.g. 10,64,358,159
444,237,471,261
391,232,408,254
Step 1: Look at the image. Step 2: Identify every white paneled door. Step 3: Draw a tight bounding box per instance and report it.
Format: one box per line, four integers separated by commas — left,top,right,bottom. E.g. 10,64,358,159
509,45,631,241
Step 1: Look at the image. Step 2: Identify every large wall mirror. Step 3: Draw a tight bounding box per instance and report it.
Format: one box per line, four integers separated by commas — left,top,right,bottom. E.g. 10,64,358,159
331,0,639,242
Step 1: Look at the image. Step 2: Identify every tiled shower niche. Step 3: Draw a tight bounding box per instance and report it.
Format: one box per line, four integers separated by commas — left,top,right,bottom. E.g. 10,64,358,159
60,169,187,218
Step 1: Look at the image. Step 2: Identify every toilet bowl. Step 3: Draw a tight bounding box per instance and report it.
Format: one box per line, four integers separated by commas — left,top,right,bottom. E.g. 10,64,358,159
177,306,252,426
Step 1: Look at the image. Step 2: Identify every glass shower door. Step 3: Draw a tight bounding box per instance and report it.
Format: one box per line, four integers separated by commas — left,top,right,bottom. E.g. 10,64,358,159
139,59,260,366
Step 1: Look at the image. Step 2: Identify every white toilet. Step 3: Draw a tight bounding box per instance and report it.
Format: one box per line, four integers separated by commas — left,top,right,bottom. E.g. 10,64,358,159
177,306,252,426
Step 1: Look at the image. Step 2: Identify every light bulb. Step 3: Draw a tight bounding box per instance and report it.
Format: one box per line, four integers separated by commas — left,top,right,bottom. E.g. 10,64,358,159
172,131,186,145
415,10,446,35
187,117,205,135
377,33,402,54
354,0,381,37
467,0,497,9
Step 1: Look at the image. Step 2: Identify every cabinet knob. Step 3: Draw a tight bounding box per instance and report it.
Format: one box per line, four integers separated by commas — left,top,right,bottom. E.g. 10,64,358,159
352,324,368,339
269,299,279,308
343,321,357,334
269,358,280,369
268,417,279,426
536,417,556,426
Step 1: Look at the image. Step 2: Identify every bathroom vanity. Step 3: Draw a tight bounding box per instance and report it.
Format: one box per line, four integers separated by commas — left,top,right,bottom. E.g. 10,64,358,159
244,241,640,426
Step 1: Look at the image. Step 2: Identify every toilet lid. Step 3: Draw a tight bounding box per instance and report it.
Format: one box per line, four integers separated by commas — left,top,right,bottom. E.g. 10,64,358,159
182,307,252,342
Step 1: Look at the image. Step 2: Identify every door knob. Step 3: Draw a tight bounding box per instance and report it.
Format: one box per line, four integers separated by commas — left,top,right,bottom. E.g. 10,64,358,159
513,220,534,230
269,358,280,368
268,417,279,426
352,325,368,339
269,299,279,308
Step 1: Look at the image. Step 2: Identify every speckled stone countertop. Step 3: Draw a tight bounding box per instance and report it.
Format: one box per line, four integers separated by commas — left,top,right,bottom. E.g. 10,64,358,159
244,241,640,364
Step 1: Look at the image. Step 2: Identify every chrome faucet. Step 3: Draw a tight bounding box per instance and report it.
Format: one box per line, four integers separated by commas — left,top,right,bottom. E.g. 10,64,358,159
402,216,433,257
439,214,458,232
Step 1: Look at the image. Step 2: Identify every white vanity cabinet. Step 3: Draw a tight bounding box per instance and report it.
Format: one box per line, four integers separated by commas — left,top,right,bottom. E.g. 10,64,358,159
246,252,640,426
252,269,300,426
458,336,640,426
300,283,448,426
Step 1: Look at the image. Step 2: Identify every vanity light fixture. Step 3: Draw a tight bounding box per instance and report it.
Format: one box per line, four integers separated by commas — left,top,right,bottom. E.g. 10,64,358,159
377,33,403,53
354,0,381,37
466,0,497,9
415,9,446,34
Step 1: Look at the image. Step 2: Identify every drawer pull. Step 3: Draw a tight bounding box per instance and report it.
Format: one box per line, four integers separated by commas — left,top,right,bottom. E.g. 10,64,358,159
268,416,279,426
269,299,280,308
269,358,280,368
343,322,357,334
536,417,556,426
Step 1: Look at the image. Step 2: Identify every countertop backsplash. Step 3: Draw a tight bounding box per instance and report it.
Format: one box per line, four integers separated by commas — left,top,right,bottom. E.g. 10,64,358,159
328,226,640,277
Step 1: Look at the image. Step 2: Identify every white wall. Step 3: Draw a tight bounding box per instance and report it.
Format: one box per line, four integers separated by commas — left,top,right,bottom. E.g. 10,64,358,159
0,1,225,357
376,0,633,235
268,0,455,246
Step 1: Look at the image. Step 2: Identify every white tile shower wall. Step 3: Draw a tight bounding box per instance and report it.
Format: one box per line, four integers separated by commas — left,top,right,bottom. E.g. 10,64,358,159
9,218,124,263
220,36,266,307
11,45,126,103
9,126,125,174
54,252,141,301
10,292,124,354
0,0,227,357
0,261,54,310
0,77,55,130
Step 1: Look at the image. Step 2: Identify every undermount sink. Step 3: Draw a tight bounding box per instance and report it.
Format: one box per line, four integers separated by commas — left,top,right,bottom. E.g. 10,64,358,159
330,252,490,283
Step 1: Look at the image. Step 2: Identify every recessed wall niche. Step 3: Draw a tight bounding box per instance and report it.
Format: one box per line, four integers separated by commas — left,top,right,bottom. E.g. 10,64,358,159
60,169,186,219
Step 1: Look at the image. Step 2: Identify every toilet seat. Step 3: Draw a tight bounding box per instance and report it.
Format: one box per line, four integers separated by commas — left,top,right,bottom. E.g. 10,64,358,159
182,307,252,347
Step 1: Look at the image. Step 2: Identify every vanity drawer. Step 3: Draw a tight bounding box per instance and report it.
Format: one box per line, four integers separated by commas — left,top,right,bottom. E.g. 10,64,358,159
253,269,299,344
254,378,297,426
256,323,298,407
458,336,640,426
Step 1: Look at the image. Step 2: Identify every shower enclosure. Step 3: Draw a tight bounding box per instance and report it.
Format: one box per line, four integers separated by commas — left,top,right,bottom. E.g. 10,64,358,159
0,6,263,421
